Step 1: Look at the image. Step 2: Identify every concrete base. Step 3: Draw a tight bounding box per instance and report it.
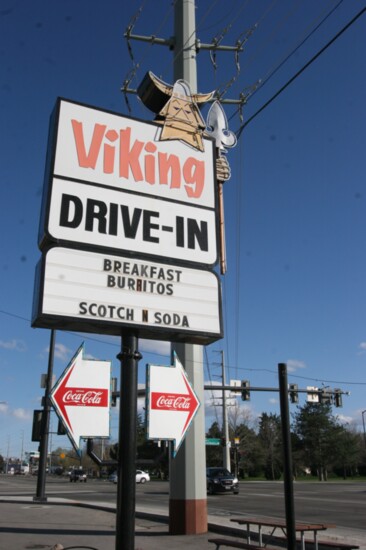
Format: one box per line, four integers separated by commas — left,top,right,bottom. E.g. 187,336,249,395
169,498,207,535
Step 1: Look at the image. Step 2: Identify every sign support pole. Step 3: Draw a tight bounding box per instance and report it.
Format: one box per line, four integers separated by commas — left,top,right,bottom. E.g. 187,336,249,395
34,329,55,502
115,334,142,550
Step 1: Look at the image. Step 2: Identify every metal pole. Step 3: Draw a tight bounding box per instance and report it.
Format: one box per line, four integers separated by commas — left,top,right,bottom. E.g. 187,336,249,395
362,410,366,449
221,351,230,471
278,363,296,550
34,329,56,502
115,333,142,550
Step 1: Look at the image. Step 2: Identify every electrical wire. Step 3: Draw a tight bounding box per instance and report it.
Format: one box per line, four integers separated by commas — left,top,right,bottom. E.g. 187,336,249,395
235,5,366,138
1,308,364,388
248,0,345,101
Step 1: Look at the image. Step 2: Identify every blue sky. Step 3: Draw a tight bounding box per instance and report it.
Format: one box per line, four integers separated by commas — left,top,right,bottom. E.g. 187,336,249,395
1,0,366,459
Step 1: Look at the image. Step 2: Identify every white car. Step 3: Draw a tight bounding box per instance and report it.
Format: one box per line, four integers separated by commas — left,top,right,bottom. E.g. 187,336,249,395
136,470,150,484
111,470,150,484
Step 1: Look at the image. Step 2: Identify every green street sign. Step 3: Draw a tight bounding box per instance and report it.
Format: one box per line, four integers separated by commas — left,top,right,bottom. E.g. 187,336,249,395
205,438,221,446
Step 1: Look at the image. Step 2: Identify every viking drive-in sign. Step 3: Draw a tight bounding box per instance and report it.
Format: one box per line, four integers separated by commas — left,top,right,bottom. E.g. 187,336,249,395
32,98,222,344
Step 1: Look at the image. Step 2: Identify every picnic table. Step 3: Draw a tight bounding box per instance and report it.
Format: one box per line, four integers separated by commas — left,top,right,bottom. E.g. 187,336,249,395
230,516,336,550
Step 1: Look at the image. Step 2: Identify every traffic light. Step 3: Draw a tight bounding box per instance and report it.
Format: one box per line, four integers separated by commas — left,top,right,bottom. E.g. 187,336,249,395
333,389,343,408
221,437,226,447
241,380,250,401
111,377,118,407
289,383,299,404
57,419,67,435
319,388,332,404
31,410,43,442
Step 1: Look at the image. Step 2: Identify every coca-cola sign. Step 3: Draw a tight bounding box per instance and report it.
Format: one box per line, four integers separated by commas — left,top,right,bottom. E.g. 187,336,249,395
146,352,200,455
152,393,191,411
63,389,108,406
50,343,111,451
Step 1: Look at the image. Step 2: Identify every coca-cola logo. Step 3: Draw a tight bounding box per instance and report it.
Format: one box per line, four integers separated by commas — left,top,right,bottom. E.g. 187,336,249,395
62,389,108,407
152,393,192,411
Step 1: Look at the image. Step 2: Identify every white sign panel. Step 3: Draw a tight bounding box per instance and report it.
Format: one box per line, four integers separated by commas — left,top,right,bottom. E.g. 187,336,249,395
32,247,222,344
50,344,111,451
46,177,217,265
146,352,200,455
39,98,218,267
54,99,215,207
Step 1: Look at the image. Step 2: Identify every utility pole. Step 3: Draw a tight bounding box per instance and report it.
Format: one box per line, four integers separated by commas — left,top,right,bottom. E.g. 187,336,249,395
214,350,230,470
221,350,231,471
169,0,208,536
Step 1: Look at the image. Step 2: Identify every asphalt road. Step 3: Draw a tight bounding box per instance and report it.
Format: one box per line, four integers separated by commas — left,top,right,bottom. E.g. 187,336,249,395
1,475,365,533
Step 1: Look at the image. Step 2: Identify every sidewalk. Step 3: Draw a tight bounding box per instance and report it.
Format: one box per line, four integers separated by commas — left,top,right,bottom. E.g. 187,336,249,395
0,496,365,550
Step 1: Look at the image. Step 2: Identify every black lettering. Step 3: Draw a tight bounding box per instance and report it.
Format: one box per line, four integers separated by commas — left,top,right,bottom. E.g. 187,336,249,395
187,219,208,251
79,302,87,314
143,210,159,243
120,205,141,238
85,199,107,233
103,259,112,271
60,194,83,228
176,216,184,247
107,275,115,287
108,202,118,235
114,261,122,273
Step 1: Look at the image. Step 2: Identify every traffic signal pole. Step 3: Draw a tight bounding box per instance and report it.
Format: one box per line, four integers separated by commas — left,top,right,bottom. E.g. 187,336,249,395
169,0,208,535
34,329,55,503
278,363,296,550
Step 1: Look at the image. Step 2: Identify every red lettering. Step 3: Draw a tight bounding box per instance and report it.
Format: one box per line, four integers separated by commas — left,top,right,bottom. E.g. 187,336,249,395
71,120,106,169
71,120,205,198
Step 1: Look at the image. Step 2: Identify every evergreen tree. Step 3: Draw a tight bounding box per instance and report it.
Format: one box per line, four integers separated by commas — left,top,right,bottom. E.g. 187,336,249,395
292,402,341,480
258,413,282,480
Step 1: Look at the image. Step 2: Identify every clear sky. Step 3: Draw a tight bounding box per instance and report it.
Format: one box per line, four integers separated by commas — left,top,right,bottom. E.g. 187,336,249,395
1,0,365,460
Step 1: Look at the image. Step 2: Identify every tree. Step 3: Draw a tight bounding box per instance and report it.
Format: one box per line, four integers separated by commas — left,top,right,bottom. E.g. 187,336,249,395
292,402,341,480
332,426,362,479
258,413,282,480
206,421,223,467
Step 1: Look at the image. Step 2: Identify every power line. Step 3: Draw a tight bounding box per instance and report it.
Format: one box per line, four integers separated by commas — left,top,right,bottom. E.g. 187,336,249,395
2,304,365,387
249,0,345,101
235,5,366,138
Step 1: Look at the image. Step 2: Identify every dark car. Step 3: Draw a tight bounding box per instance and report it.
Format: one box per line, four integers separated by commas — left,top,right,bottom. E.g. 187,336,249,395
206,467,239,495
69,469,87,482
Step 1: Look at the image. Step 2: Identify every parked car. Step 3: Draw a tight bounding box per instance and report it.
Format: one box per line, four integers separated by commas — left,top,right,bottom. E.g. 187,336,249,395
69,469,87,482
206,467,239,495
109,470,150,484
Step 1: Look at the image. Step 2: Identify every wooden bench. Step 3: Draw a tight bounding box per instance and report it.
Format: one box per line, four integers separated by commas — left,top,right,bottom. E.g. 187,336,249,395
276,536,359,550
308,540,359,550
273,537,360,550
208,538,277,550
